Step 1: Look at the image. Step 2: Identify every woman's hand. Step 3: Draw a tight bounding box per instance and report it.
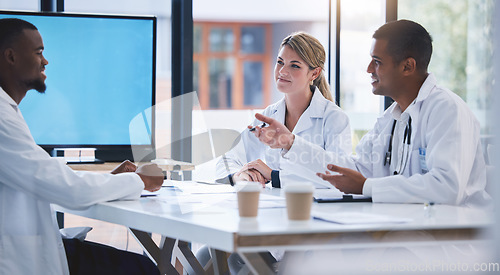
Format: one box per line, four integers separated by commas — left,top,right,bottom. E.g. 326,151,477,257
250,113,295,150
246,159,273,180
233,162,268,187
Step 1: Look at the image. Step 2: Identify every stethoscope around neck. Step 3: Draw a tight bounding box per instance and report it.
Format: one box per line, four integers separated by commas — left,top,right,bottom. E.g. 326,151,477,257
384,116,412,175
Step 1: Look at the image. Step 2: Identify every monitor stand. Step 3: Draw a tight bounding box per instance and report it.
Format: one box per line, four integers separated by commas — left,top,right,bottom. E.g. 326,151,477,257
66,159,105,164
52,148,104,164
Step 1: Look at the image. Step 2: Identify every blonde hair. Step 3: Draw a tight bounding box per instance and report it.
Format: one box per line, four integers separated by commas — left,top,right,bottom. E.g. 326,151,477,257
280,31,333,102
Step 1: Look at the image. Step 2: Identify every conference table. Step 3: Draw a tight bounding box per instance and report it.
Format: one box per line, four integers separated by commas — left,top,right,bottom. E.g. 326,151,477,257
54,180,492,275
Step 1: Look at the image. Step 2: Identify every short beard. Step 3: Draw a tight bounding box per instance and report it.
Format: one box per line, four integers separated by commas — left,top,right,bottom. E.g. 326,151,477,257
25,79,47,94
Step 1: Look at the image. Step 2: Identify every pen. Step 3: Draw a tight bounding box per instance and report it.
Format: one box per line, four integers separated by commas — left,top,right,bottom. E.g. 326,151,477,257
249,122,266,132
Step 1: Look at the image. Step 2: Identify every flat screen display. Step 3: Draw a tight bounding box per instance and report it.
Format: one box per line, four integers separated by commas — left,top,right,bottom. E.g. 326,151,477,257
0,11,156,161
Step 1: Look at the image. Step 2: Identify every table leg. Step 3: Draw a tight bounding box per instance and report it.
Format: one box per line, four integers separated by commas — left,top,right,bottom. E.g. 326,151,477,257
172,240,206,274
129,229,179,275
238,252,275,275
209,248,230,275
130,229,228,275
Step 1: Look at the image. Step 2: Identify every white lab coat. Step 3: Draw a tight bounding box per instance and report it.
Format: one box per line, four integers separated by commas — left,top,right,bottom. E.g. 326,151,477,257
0,88,144,274
216,88,352,188
286,74,491,208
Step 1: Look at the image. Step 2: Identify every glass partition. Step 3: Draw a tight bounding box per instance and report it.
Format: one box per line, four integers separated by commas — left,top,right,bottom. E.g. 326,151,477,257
339,0,385,150
399,0,494,135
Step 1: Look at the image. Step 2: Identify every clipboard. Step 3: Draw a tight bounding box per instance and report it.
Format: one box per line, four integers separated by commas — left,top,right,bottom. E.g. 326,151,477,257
314,194,372,203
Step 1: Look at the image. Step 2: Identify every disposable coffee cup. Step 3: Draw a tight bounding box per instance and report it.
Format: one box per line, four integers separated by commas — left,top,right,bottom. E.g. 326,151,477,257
235,182,261,218
284,182,314,221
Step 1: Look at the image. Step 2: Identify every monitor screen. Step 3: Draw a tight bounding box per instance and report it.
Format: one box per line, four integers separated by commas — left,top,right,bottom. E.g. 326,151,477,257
0,11,156,162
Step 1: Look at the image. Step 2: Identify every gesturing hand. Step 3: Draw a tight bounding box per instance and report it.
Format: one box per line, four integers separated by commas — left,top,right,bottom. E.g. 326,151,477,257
136,163,164,192
316,164,366,194
111,160,137,174
250,113,295,150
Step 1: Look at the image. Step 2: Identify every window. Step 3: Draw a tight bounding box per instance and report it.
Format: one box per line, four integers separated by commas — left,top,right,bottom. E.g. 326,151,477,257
337,0,386,148
398,0,494,134
193,23,272,109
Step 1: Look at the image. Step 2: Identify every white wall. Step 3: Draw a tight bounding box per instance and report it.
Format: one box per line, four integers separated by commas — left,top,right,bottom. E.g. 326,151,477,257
1,0,38,11
193,0,328,22
65,0,171,16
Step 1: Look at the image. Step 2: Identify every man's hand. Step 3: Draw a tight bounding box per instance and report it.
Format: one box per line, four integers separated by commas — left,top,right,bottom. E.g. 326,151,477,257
250,113,295,150
316,164,366,194
111,160,137,174
136,163,164,192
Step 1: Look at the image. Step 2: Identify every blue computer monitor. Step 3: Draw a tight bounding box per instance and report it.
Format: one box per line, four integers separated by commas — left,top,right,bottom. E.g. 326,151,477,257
0,10,156,162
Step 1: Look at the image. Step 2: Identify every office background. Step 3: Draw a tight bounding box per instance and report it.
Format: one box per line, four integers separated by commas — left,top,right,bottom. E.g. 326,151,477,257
3,0,499,264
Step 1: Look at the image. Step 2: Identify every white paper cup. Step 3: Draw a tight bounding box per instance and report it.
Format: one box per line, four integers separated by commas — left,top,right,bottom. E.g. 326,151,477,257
284,182,314,221
235,182,261,218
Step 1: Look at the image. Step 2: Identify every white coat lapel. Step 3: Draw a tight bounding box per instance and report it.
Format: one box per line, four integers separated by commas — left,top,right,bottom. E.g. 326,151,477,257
293,88,326,135
404,74,437,149
272,97,287,124
293,109,314,135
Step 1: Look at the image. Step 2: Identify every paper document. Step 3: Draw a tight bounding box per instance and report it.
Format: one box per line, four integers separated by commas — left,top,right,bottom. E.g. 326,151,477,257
172,181,236,194
156,193,234,205
313,188,344,199
217,193,286,209
313,189,371,202
313,212,412,224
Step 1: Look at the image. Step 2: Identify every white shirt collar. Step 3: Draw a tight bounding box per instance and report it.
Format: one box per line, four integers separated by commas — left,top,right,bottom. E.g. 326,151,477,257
390,100,414,122
390,73,436,121
0,86,19,111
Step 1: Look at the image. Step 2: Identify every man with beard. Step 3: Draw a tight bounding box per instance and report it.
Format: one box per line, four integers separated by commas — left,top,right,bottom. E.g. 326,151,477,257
0,18,163,274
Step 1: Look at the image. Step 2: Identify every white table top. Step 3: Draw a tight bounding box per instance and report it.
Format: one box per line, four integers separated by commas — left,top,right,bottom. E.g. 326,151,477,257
68,159,194,172
55,181,492,253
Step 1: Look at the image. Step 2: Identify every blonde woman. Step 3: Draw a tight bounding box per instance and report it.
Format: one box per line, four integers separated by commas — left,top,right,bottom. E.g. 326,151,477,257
203,32,352,273
217,31,351,189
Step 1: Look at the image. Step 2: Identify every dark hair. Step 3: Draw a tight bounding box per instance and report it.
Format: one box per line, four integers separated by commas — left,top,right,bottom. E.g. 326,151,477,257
0,18,38,50
373,20,433,72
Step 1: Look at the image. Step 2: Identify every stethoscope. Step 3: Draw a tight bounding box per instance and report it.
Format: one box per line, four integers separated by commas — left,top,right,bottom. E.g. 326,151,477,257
384,117,412,175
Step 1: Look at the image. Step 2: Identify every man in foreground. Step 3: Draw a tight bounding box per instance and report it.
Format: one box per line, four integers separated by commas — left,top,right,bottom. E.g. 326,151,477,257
0,18,164,274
